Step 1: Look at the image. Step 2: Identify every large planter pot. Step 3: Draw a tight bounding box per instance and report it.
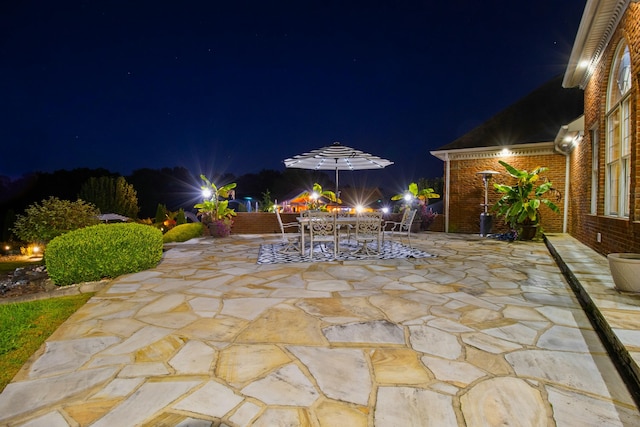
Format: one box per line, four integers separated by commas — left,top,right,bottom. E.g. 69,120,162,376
207,220,232,237
608,253,640,293
518,224,538,241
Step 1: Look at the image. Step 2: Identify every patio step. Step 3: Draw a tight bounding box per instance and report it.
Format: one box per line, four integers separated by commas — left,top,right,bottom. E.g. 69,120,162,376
545,233,640,404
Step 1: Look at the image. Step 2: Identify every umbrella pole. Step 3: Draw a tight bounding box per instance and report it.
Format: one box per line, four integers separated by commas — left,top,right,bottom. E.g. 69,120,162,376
335,167,339,198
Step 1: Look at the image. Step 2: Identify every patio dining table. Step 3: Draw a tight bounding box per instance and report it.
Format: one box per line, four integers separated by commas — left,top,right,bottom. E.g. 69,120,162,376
297,214,381,256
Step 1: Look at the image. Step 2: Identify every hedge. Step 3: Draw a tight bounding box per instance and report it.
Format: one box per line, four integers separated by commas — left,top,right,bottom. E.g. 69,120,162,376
162,223,204,243
46,223,163,286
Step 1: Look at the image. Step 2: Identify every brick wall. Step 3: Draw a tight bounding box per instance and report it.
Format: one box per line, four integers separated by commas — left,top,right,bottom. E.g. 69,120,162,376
447,155,566,234
230,212,299,235
569,4,640,255
430,214,445,232
229,212,446,234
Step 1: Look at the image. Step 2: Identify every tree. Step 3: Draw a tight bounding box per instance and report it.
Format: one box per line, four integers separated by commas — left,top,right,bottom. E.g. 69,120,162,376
11,197,100,243
155,203,168,225
175,208,187,225
78,176,139,218
1,208,16,241
261,190,275,212
127,167,198,218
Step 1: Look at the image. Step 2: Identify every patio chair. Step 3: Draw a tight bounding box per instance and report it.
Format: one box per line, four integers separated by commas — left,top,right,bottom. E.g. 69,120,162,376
336,210,355,245
383,209,417,248
308,211,337,259
353,211,383,256
275,208,302,254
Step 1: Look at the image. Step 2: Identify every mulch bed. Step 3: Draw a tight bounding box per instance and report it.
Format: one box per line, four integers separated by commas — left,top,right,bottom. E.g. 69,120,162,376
0,256,53,299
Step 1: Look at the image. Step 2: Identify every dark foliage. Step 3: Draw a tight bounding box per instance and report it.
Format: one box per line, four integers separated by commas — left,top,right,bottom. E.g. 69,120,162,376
0,167,338,239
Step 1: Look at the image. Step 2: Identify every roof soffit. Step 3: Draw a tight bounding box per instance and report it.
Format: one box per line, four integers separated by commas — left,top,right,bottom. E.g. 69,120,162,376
564,0,631,89
430,142,556,161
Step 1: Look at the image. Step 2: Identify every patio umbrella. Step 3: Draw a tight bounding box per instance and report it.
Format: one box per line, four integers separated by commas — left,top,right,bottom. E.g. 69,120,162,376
283,141,394,195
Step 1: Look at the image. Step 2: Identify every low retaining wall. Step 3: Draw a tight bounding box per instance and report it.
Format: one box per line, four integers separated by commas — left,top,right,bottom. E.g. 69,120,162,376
230,212,443,234
231,212,298,234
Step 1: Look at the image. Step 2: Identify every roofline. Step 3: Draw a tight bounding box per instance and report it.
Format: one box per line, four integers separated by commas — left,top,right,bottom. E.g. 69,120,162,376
563,0,632,89
430,142,555,161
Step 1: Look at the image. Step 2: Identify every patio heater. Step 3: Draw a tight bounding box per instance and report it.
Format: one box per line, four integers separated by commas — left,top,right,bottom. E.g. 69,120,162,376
477,170,499,237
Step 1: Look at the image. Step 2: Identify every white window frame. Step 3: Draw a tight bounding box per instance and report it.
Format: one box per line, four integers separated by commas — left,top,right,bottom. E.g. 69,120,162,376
605,41,632,218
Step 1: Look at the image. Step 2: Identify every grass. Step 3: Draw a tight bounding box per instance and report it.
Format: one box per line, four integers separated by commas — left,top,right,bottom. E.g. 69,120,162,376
0,293,94,391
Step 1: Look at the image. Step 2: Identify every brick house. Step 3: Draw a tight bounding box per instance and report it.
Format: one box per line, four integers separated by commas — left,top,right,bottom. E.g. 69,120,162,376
430,75,584,235
562,0,640,255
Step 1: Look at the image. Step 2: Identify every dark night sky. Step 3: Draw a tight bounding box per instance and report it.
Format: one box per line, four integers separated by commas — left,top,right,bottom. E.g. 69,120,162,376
1,0,586,189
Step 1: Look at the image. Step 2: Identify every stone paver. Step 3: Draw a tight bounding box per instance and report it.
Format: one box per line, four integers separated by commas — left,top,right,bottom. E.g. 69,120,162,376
0,232,638,426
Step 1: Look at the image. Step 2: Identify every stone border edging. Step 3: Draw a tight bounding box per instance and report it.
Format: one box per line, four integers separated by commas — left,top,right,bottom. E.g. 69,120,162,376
0,280,109,305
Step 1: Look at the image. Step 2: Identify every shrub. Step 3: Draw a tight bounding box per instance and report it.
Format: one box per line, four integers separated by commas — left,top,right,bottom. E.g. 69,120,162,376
162,223,203,243
45,223,163,286
12,197,100,244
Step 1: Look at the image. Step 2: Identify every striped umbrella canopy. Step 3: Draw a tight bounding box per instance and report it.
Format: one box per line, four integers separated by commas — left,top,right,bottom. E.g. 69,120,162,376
283,141,394,195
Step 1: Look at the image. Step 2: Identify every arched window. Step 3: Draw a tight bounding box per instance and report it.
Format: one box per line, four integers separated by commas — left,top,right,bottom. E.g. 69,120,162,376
605,41,632,217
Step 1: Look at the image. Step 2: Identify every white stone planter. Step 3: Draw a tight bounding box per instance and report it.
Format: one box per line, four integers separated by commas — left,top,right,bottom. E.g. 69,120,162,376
607,253,640,293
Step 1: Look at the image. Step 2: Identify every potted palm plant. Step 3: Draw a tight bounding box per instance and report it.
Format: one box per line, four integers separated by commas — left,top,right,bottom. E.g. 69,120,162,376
301,183,341,211
391,182,440,231
194,175,237,237
492,161,560,240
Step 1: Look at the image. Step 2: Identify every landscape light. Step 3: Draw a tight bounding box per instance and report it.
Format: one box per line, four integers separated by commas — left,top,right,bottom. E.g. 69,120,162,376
381,207,389,214
355,205,364,213
202,188,212,199
404,193,412,202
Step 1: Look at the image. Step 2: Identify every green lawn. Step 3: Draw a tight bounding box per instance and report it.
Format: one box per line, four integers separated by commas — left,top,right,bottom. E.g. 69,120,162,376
0,293,94,391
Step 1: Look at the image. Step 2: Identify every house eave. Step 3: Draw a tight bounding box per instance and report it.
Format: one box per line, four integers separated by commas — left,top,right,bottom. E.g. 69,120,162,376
563,0,631,89
430,142,556,162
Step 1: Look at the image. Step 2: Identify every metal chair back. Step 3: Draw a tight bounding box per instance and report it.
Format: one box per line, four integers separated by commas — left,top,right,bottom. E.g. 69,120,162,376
308,211,337,258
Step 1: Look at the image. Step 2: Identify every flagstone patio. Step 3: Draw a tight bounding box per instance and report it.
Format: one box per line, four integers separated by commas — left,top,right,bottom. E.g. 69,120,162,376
0,232,638,426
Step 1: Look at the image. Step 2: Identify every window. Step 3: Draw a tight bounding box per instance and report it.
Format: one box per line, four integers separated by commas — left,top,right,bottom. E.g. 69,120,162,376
605,42,631,217
590,127,598,215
